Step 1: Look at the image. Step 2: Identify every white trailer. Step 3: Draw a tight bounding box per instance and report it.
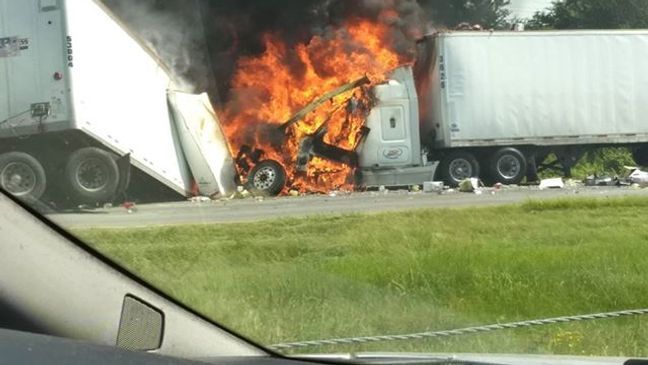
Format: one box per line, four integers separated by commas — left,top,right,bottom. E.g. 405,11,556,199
0,0,234,204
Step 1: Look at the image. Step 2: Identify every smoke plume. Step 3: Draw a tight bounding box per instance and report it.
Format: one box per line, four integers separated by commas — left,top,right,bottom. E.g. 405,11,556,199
101,0,214,93
101,0,431,98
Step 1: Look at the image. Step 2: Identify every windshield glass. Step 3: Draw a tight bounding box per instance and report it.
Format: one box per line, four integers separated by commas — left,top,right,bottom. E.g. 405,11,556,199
4,0,648,358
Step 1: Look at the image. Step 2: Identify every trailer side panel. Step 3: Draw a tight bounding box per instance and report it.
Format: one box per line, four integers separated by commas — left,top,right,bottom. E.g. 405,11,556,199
433,30,648,148
64,0,192,194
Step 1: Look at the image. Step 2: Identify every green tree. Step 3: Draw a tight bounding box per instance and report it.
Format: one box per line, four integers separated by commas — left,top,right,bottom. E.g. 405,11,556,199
419,0,512,29
526,0,648,29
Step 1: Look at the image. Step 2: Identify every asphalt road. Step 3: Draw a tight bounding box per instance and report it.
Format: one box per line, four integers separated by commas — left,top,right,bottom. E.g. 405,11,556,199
47,185,648,229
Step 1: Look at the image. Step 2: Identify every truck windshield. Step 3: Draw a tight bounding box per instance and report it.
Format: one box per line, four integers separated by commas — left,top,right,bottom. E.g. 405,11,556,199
4,0,648,359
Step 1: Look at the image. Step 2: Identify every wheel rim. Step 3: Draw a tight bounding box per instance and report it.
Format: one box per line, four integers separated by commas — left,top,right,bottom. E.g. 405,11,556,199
449,158,473,182
1,162,37,196
497,155,522,180
75,158,110,192
253,166,276,191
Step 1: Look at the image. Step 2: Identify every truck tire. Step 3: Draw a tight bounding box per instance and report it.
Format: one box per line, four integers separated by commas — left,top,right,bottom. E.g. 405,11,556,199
632,145,648,167
440,151,480,187
0,151,47,202
246,160,286,196
489,147,527,185
65,147,120,204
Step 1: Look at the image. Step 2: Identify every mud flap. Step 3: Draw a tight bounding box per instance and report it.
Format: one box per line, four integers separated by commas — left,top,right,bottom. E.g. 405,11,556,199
114,153,132,200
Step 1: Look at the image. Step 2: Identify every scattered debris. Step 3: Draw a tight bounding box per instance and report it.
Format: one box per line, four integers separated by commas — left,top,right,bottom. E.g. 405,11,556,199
230,186,251,199
189,196,211,203
121,201,136,213
626,167,648,187
289,189,300,197
584,175,617,187
539,178,565,190
564,179,584,188
458,178,480,193
423,181,444,193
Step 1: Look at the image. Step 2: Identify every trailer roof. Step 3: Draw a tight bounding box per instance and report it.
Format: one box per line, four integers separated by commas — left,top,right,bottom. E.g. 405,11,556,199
429,29,648,38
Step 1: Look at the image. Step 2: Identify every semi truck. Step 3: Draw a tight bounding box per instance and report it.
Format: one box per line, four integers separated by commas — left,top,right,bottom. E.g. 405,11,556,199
0,0,235,205
243,29,648,193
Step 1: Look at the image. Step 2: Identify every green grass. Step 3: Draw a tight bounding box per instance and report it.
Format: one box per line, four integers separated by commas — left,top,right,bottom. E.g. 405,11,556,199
75,196,648,357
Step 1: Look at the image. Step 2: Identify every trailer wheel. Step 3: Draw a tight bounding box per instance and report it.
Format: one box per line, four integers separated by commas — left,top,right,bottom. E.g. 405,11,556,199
0,152,47,202
440,151,480,187
489,147,527,185
246,160,286,196
65,147,120,204
632,145,648,167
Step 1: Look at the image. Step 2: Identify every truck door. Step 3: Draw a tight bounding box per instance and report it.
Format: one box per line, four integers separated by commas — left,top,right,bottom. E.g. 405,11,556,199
378,105,411,164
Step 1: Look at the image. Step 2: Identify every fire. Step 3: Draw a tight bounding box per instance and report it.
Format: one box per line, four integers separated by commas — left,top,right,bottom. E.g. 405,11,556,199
220,16,411,194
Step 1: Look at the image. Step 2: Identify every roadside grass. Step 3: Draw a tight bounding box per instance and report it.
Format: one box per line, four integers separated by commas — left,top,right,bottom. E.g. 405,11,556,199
75,196,648,357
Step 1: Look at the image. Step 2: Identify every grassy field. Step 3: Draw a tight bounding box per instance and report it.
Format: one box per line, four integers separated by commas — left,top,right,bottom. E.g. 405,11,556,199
75,196,648,357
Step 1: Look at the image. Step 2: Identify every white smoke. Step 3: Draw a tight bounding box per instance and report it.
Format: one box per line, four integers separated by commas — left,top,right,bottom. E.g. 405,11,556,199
101,0,213,93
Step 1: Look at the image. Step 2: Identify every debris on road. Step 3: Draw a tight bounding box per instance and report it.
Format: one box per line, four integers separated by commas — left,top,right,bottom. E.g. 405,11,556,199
564,179,584,188
230,186,251,199
539,178,565,190
458,178,480,193
189,196,211,203
121,201,136,213
626,167,648,187
423,181,444,193
584,175,617,187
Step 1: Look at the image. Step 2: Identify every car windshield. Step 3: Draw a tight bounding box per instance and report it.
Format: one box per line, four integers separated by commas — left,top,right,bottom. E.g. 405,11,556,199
4,0,648,359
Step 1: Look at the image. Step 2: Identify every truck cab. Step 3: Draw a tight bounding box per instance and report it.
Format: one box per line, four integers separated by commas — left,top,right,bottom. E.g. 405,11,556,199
357,67,437,188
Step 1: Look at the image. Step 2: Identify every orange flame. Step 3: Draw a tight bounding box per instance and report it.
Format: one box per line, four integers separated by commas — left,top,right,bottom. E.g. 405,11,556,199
220,16,411,194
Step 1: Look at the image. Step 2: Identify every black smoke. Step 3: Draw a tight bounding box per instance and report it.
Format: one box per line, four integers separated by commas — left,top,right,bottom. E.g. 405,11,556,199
100,0,430,99
202,0,428,98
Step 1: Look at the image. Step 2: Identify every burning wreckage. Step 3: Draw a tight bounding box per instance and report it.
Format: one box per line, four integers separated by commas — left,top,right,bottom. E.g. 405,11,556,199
234,76,375,196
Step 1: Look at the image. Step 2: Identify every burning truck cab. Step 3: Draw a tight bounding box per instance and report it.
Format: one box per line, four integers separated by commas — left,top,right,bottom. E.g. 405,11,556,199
237,66,438,196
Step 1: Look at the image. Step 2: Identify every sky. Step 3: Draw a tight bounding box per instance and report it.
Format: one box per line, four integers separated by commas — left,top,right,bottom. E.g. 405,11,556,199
508,0,555,19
